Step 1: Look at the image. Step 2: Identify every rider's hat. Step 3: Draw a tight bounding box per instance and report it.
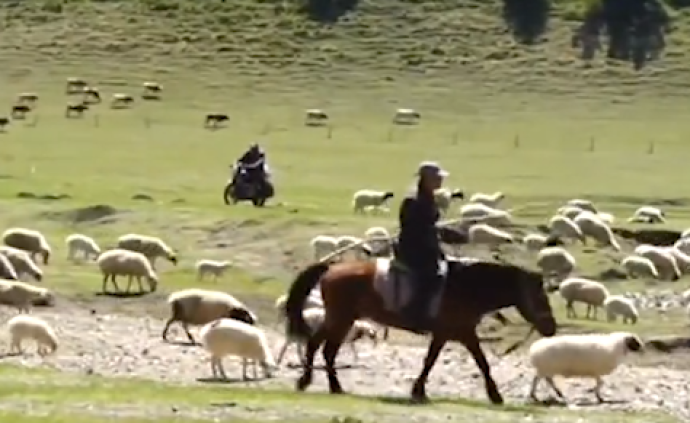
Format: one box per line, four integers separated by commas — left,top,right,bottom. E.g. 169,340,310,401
416,161,449,178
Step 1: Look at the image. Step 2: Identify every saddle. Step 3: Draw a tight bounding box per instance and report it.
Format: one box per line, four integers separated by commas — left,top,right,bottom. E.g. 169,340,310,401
373,258,448,318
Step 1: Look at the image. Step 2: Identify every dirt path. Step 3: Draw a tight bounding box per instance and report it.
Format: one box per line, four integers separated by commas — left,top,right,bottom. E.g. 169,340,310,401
0,302,688,422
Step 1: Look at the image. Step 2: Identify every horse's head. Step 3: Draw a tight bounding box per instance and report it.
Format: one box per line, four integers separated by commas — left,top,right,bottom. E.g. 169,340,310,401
515,268,557,337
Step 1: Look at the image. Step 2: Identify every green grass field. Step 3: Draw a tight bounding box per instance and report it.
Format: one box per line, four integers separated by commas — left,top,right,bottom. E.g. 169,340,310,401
1,0,690,421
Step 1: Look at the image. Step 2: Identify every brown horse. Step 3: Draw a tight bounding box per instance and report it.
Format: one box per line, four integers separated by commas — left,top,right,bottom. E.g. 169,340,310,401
285,258,557,404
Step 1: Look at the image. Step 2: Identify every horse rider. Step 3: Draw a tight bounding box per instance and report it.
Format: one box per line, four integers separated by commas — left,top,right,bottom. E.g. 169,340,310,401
234,143,269,187
396,161,449,333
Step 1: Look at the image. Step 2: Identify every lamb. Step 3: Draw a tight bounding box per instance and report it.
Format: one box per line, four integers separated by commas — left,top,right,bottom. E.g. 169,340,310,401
2,228,52,265
310,235,338,261
536,246,576,284
65,233,101,261
0,280,54,313
528,332,643,403
603,295,638,324
96,248,159,294
0,254,18,281
116,233,177,268
162,288,257,344
195,259,232,281
548,215,585,244
0,246,41,282
634,244,681,281
199,318,275,381
468,192,505,208
573,212,621,251
620,255,659,279
523,233,549,252
276,308,378,365
627,206,665,224
7,315,58,357
352,189,395,214
468,223,514,250
558,277,609,320
363,226,392,257
556,205,584,220
434,188,464,214
565,199,598,213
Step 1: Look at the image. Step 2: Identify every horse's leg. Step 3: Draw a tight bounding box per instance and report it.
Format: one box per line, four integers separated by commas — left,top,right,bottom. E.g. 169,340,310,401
411,336,447,403
296,327,327,392
276,339,291,365
462,331,503,405
322,322,353,394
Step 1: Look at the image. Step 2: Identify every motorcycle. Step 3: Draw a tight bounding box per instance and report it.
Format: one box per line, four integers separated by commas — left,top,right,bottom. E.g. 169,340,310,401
223,163,275,207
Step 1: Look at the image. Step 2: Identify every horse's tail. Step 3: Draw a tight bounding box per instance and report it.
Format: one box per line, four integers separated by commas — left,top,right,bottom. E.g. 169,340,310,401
285,262,330,340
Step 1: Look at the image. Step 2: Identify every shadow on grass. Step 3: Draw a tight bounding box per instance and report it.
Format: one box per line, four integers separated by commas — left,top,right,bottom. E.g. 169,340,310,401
95,291,151,299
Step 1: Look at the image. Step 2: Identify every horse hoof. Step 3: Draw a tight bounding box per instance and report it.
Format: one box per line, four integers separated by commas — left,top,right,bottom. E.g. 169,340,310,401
489,392,504,405
296,374,312,391
410,393,429,404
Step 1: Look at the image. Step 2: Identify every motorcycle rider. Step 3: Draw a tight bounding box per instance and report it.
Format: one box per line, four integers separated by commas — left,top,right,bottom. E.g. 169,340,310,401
396,161,449,333
234,143,269,188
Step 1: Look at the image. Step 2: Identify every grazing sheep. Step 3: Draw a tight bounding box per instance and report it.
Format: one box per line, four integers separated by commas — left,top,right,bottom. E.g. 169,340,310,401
667,247,690,275
305,109,328,126
596,212,615,225
556,205,584,220
433,188,464,214
310,235,338,261
528,332,643,403
97,248,158,294
65,234,101,261
574,212,621,251
0,117,9,131
0,246,41,282
363,226,392,257
7,315,57,357
459,202,501,220
66,77,88,94
392,108,420,125
536,246,576,284
111,93,135,109
468,192,505,208
162,288,257,344
65,102,88,118
558,277,609,320
142,81,163,99
0,254,18,281
352,189,395,214
634,244,681,281
620,255,659,279
205,113,229,129
116,233,177,268
16,92,39,104
11,104,31,119
565,199,598,213
2,228,51,265
627,206,665,224
604,295,638,324
200,318,275,381
0,280,54,313
276,308,378,365
468,223,514,250
460,206,513,227
548,215,585,244
195,259,232,281
523,233,549,252
82,86,101,104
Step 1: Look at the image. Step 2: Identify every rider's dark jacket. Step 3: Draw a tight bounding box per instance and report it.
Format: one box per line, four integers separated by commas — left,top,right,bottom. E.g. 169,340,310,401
397,186,444,268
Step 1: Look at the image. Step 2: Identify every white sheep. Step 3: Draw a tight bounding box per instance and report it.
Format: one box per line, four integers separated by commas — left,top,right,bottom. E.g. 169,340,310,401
0,247,40,282
548,215,585,244
620,255,659,279
468,223,514,250
200,318,275,381
336,235,366,260
305,108,328,126
459,202,502,220
674,237,690,255
116,233,177,268
352,189,395,214
523,233,549,252
536,246,576,284
363,226,392,257
434,188,464,214
574,212,621,251
310,235,338,261
0,254,18,281
528,332,643,403
597,212,615,225
565,199,598,213
96,249,158,294
2,228,52,265
627,206,665,224
556,205,584,220
7,314,58,357
468,192,504,208
603,295,638,324
634,244,681,281
393,108,420,124
667,247,690,275
65,233,101,261
195,259,232,281
276,308,377,365
461,205,513,227
162,288,257,344
0,280,54,313
558,277,609,320
681,228,690,239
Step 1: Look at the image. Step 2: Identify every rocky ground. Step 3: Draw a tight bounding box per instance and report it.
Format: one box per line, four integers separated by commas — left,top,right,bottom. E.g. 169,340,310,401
1,301,689,422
